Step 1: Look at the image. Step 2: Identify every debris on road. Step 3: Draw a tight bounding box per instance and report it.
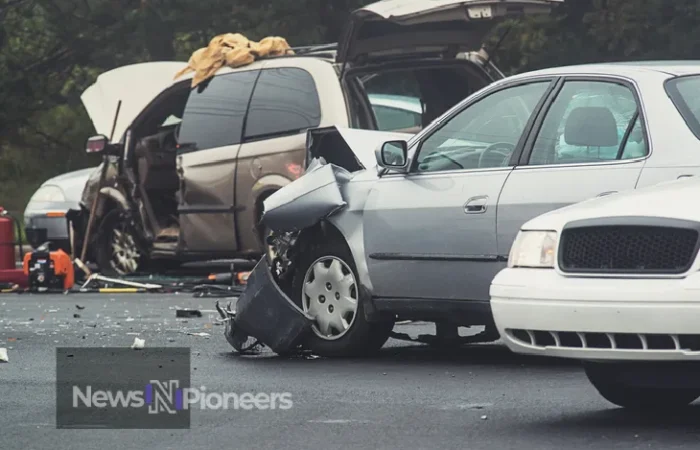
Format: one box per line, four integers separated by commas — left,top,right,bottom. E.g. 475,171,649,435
176,309,202,318
130,337,145,350
73,313,81,319
75,305,85,310
185,332,211,338
0,347,8,362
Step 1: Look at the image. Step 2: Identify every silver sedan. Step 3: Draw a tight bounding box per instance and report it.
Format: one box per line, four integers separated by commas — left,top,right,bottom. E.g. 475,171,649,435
243,62,700,357
24,167,94,252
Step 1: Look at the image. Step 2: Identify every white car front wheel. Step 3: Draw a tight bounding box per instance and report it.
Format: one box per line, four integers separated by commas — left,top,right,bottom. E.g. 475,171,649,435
584,362,700,410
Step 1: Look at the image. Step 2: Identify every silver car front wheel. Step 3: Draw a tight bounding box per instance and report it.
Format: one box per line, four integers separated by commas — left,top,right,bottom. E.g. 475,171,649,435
302,256,359,340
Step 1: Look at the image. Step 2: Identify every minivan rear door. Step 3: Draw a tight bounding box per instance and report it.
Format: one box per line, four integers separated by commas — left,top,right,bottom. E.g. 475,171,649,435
336,0,563,65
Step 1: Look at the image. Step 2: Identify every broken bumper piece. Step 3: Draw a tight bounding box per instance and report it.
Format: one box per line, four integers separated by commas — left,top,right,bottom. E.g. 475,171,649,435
218,259,313,355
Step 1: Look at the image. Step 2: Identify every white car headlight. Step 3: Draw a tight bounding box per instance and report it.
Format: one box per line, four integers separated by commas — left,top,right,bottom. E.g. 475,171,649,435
29,185,66,203
508,231,558,268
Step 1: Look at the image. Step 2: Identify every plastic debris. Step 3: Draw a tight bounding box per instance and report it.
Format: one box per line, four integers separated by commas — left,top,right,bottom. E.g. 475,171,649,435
76,305,85,310
176,309,202,318
0,348,8,362
481,415,488,421
130,337,145,350
186,332,211,338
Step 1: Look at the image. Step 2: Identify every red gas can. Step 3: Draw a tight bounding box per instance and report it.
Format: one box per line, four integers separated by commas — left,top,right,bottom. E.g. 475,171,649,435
0,207,16,270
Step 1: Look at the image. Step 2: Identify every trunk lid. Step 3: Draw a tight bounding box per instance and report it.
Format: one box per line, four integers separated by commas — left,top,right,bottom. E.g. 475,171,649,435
337,0,563,64
80,62,189,143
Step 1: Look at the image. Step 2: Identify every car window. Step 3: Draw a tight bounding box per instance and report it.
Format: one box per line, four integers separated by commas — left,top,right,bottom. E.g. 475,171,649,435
529,80,647,165
414,82,550,173
244,67,321,140
665,75,700,140
371,103,422,132
177,70,259,151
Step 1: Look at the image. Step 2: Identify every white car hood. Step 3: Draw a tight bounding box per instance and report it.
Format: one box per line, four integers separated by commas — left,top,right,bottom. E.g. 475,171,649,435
81,61,189,143
524,178,700,231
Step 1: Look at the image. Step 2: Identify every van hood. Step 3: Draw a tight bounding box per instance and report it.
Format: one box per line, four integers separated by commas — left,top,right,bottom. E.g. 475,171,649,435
337,0,563,64
81,62,189,143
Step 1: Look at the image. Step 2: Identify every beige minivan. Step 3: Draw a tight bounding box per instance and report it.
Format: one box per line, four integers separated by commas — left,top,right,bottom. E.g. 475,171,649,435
73,0,562,274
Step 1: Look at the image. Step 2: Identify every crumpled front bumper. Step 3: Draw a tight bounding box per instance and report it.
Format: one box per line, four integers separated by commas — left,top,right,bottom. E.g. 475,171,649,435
217,259,314,355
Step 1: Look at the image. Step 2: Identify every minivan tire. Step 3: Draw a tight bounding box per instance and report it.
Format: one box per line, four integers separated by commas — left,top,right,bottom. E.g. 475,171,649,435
291,237,393,357
95,209,144,276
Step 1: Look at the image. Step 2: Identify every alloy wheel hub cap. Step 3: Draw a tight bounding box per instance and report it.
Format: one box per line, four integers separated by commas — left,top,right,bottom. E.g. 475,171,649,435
111,228,141,274
302,256,358,340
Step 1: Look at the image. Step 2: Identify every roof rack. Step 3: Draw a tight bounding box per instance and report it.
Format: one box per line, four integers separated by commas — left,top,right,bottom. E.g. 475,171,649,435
290,43,338,55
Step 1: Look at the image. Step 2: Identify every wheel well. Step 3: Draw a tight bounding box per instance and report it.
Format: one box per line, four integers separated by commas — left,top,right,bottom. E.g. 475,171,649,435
297,221,351,257
255,190,277,231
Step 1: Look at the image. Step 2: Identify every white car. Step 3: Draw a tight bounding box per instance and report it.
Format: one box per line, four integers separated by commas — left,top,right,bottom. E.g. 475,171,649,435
491,177,700,410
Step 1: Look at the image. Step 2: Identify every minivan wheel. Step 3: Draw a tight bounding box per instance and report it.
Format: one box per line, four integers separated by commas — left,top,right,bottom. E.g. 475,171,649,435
584,362,700,410
291,238,393,357
96,210,144,276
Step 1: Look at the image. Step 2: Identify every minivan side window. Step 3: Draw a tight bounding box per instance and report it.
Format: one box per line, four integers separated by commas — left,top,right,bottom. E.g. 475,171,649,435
529,80,648,165
244,68,322,140
177,70,259,151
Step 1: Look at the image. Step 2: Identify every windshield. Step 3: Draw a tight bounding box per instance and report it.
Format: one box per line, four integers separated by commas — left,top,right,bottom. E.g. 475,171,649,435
665,75,700,139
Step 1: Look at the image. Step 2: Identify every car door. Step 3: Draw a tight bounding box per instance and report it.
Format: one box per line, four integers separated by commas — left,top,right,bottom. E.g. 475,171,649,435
363,80,553,303
496,77,650,257
175,69,260,253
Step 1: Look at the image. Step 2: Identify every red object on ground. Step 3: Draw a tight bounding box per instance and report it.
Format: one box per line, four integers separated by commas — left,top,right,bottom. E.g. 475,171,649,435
0,269,28,288
0,206,28,288
0,207,14,271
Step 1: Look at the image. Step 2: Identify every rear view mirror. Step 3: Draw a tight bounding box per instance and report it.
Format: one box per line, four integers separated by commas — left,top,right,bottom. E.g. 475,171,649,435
376,140,409,173
85,135,109,154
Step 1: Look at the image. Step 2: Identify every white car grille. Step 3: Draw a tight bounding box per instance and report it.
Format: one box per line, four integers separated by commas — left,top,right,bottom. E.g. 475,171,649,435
507,329,700,352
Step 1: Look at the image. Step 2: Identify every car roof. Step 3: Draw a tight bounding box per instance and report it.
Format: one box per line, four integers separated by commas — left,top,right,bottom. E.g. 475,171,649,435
506,61,700,81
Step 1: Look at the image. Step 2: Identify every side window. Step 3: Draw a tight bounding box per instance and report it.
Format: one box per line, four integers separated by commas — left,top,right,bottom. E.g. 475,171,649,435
414,82,551,173
371,103,422,132
363,72,423,132
244,68,321,140
529,80,648,165
177,70,259,151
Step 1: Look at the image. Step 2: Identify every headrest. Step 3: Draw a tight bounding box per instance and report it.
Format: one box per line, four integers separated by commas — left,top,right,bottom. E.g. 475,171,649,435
564,107,618,147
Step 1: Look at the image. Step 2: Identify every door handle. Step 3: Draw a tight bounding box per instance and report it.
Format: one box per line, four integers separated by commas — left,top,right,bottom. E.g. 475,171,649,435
464,196,488,214
596,191,617,198
678,174,693,180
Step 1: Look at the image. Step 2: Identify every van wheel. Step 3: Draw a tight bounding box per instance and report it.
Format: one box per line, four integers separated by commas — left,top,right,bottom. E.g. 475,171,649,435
291,238,393,357
584,362,700,410
96,210,144,276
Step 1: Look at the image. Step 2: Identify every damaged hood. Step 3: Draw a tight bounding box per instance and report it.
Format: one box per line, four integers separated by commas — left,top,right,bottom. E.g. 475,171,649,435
81,61,189,143
337,0,563,64
307,126,412,171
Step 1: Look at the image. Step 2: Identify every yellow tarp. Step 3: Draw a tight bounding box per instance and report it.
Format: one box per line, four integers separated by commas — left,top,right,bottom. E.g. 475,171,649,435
175,33,294,87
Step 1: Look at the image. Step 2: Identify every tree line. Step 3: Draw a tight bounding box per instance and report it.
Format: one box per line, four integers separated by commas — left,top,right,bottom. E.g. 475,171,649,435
1,0,698,212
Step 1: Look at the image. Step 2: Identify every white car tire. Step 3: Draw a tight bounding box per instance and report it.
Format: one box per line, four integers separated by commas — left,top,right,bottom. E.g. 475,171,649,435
584,362,700,410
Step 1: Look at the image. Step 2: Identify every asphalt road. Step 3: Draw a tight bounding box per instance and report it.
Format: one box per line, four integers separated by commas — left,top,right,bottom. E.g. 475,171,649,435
2,293,700,450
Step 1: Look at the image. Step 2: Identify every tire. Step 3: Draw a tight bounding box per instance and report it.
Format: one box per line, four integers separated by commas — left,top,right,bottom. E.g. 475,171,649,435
584,362,700,410
290,237,393,357
95,210,145,276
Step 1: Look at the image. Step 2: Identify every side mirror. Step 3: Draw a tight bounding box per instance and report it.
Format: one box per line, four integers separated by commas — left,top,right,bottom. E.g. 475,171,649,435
375,140,409,173
85,135,110,154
